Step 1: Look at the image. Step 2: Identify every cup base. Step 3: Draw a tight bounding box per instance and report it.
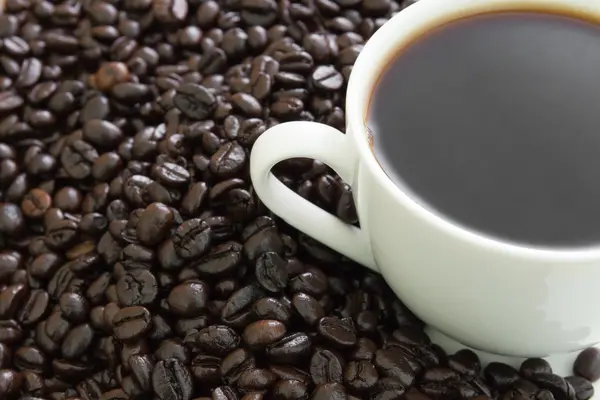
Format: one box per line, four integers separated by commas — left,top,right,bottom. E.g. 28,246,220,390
425,326,599,397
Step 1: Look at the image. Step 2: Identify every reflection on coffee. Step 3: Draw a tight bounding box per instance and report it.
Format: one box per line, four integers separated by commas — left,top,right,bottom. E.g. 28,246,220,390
368,11,600,247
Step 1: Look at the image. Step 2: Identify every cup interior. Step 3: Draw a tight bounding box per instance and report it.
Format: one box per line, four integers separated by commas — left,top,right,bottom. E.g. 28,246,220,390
345,0,600,258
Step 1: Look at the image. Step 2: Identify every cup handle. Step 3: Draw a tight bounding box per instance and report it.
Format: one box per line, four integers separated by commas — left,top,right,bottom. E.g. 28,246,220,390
250,121,378,271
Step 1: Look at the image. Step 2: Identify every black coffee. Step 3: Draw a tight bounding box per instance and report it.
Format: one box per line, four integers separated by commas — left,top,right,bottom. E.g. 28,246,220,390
368,11,600,247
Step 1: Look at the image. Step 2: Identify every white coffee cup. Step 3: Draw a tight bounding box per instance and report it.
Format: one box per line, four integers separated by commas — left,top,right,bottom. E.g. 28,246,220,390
250,0,600,359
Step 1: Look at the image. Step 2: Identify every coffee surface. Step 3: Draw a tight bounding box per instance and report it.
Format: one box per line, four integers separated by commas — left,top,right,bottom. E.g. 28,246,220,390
368,12,600,247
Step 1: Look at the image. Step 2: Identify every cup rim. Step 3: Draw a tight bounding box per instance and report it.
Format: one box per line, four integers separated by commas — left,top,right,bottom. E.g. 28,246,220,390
346,0,600,262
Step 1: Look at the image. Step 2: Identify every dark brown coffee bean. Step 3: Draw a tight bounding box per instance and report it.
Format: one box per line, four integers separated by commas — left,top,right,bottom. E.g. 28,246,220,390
530,373,577,400
112,306,151,341
317,316,357,347
174,83,216,120
58,292,89,322
0,369,22,398
310,348,344,385
243,320,286,348
167,281,209,317
344,360,379,392
520,358,552,379
111,82,152,103
565,376,594,400
188,325,240,356
17,289,49,326
0,91,23,113
195,241,243,277
0,203,24,235
128,354,154,391
271,379,309,400
448,349,481,377
374,348,416,387
210,142,247,178
0,283,29,319
292,293,324,326
152,358,193,400
238,368,277,392
190,354,221,386
61,323,94,359
137,202,174,246
173,218,212,259
255,252,288,293
574,348,600,382
483,362,520,392
116,268,158,307
16,58,43,88
83,120,124,149
266,332,311,364
252,297,292,325
14,346,46,374
221,348,256,386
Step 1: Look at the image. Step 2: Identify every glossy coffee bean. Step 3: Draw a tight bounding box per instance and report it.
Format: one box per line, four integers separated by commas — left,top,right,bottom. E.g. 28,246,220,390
574,348,600,382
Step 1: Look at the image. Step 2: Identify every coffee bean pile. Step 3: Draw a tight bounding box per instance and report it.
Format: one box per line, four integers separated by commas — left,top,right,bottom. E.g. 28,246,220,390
0,0,597,399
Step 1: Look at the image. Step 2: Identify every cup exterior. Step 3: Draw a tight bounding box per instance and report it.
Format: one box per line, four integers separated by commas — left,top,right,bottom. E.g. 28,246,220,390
346,0,600,356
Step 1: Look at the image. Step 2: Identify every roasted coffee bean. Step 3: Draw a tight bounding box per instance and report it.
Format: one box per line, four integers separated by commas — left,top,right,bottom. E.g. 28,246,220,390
238,368,277,392
221,348,256,386
112,306,152,341
317,316,357,347
252,297,292,325
574,348,600,382
167,281,210,317
58,292,89,322
137,202,175,245
374,347,416,387
152,359,193,400
209,142,247,178
21,189,52,219
311,382,346,400
0,369,22,397
61,324,94,359
530,373,577,400
155,339,190,364
292,293,324,326
191,354,221,385
565,376,594,400
344,360,379,391
271,379,309,400
484,362,520,392
173,218,212,259
116,268,158,307
174,84,217,120
448,349,481,377
94,62,131,92
18,290,49,326
0,283,29,319
14,346,46,374
0,320,22,345
255,252,288,293
187,325,240,356
520,358,553,379
195,241,243,277
266,332,311,363
212,385,239,400
243,320,287,348
310,348,345,385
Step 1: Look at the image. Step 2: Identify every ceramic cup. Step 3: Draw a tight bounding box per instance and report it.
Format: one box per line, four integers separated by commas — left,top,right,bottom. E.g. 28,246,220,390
250,0,600,358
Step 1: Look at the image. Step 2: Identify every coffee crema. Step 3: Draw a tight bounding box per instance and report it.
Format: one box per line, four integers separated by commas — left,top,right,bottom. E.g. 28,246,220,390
367,11,600,248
